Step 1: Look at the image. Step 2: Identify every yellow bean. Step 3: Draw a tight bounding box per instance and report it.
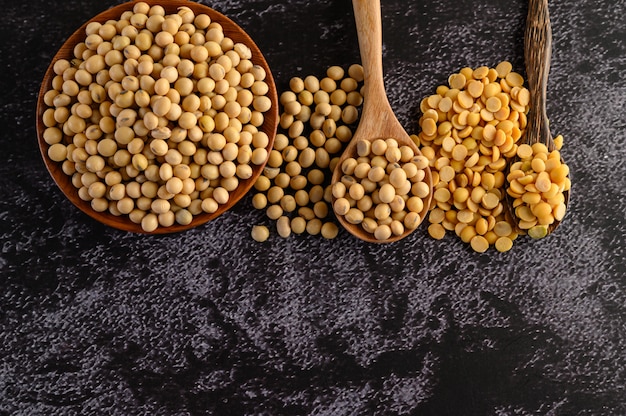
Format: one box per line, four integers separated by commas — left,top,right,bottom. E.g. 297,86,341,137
495,236,513,252
251,225,270,242
428,223,446,240
470,235,489,253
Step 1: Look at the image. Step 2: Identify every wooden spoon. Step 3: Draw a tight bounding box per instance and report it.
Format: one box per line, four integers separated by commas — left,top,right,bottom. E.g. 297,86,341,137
330,0,433,243
36,0,278,234
506,0,570,235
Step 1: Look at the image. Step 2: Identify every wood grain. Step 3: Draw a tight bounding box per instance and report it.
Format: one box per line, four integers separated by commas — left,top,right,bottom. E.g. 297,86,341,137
36,0,278,234
524,0,553,149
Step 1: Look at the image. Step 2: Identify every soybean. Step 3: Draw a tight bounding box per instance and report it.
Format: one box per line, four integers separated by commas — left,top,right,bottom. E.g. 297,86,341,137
41,2,274,232
333,137,429,241
251,64,365,240
251,225,270,242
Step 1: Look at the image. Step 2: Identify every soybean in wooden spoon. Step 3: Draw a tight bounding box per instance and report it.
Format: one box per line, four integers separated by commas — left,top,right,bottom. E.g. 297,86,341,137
330,0,433,243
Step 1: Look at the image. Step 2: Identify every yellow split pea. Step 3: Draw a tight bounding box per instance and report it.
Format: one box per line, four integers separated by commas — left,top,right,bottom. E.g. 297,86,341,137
416,62,529,252
507,139,570,238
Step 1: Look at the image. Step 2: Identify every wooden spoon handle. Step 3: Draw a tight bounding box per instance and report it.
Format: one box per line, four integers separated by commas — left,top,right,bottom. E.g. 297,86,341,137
352,0,388,119
525,0,552,144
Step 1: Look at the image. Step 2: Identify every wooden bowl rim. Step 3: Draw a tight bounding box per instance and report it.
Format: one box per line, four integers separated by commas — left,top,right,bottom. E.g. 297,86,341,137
36,0,278,234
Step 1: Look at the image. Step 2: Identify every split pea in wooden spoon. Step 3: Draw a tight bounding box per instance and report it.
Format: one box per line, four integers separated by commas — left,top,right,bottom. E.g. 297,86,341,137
330,0,433,243
506,0,571,238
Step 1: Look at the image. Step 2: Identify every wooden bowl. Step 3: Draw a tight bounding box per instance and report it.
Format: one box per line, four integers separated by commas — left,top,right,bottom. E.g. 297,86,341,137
36,0,278,233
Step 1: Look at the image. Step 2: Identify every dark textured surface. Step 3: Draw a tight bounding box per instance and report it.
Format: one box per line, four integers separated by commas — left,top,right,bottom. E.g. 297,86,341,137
1,0,625,415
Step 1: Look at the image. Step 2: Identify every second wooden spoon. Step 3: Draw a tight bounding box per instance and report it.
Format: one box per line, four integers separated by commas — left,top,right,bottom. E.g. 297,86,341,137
506,0,571,237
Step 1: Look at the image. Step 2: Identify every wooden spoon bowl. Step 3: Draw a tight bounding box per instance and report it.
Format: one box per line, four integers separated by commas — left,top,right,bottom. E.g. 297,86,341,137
36,0,278,233
506,0,570,236
331,0,433,243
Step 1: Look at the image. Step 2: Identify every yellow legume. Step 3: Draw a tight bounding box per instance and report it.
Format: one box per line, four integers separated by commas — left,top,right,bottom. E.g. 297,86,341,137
415,62,542,252
321,222,339,239
42,4,277,231
470,235,489,253
495,236,513,252
249,65,368,240
251,225,270,242
507,138,570,238
428,223,446,240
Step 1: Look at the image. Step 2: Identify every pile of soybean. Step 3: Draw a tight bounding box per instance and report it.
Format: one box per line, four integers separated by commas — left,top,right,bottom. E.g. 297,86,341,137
252,62,569,253
251,64,364,241
41,2,274,232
